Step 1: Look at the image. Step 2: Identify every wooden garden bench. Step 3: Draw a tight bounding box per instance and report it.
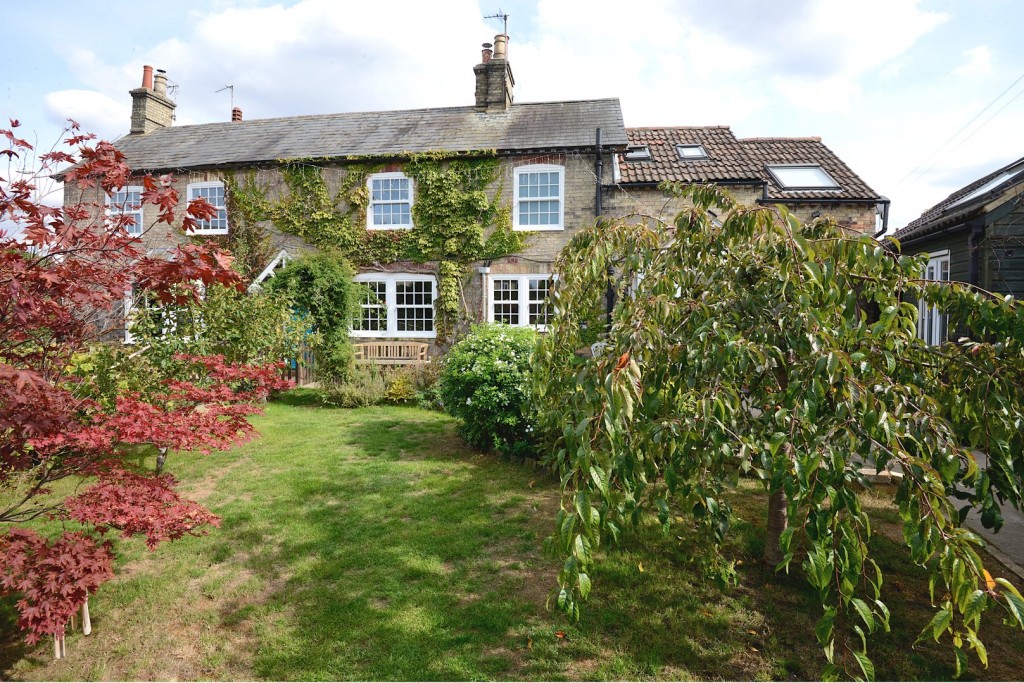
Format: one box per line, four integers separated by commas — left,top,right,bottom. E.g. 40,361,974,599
353,341,429,366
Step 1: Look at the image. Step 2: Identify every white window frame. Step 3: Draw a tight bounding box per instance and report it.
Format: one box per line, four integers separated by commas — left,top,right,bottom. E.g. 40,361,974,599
106,186,144,236
918,250,951,346
186,181,228,235
487,274,557,330
366,172,414,230
351,273,437,338
513,164,564,231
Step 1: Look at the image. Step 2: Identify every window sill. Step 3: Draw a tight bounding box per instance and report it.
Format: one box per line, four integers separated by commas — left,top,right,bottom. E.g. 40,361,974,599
350,330,437,339
512,225,562,232
186,229,229,236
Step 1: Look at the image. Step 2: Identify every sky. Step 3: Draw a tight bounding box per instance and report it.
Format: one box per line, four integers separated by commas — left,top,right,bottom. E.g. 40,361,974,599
2,0,1023,235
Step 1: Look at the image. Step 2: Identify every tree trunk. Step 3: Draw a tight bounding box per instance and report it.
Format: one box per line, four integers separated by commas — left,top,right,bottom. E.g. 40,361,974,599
155,447,168,475
764,489,788,566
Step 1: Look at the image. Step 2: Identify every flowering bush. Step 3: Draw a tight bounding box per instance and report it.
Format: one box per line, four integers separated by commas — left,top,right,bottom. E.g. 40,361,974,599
438,324,537,457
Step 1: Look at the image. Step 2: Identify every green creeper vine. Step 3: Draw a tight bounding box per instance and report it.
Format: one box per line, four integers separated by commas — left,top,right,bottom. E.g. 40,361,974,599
225,153,529,342
199,172,274,282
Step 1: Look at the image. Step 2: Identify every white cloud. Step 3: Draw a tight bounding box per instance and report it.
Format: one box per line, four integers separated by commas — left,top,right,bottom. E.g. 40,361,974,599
44,89,127,140
953,45,993,77
40,0,1015,234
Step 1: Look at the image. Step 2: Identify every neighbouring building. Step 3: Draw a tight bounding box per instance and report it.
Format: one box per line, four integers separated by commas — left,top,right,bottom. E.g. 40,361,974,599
65,35,886,354
604,126,887,233
892,156,1024,345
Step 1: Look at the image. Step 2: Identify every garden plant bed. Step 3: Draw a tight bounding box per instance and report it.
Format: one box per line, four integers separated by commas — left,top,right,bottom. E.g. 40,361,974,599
3,398,1023,680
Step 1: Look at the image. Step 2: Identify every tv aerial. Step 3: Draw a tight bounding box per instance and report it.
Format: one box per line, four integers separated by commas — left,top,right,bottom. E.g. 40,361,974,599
484,9,509,36
215,84,235,108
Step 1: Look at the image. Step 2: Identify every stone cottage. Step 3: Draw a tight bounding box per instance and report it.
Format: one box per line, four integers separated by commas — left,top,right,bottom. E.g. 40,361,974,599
67,34,885,354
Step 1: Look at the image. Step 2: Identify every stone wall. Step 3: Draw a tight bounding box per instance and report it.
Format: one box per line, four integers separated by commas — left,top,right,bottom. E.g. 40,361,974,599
603,183,878,234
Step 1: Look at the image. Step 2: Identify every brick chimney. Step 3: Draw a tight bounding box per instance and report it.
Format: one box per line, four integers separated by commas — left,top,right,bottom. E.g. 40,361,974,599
232,107,243,122
474,34,514,112
129,65,176,135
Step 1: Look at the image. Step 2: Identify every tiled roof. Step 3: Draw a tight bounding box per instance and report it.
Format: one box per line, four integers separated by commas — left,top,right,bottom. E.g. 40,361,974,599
617,127,882,201
739,137,880,201
112,99,627,172
893,156,1024,243
618,127,762,183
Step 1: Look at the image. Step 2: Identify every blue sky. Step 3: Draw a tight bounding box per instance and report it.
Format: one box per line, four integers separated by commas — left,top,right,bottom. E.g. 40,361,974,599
3,0,1022,232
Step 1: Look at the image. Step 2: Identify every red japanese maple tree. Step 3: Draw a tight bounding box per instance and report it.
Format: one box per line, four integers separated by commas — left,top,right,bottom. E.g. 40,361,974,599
0,120,292,654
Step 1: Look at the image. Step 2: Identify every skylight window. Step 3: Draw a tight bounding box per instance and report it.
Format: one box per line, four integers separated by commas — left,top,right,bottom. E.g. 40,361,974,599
946,161,1024,209
767,165,840,190
676,144,708,160
624,145,652,162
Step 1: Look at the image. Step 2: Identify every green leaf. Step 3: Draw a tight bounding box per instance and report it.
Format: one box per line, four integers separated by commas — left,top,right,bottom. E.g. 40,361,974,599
962,589,986,627
953,645,968,679
852,650,875,681
589,465,609,496
850,598,875,632
967,632,988,668
578,572,592,599
921,606,952,643
815,607,836,646
996,579,1024,626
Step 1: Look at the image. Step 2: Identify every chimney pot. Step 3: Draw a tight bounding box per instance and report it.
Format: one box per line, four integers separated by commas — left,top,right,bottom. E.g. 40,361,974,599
153,69,168,95
492,34,508,60
142,65,154,89
481,43,493,63
232,107,243,122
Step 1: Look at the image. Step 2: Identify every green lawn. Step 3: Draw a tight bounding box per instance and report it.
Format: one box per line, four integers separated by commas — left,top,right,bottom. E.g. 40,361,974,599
3,399,1023,680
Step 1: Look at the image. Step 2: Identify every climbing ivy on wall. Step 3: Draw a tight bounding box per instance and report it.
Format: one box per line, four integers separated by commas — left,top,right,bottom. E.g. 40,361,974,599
224,153,529,342
213,173,275,282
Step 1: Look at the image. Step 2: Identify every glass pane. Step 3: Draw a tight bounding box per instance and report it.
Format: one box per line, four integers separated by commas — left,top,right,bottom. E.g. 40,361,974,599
769,166,838,189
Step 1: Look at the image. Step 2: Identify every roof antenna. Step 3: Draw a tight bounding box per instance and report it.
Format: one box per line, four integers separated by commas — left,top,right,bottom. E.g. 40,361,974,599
484,8,509,36
215,84,234,109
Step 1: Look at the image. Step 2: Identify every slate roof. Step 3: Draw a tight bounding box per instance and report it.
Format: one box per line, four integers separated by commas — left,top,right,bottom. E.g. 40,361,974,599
111,99,627,172
893,156,1024,243
617,127,882,201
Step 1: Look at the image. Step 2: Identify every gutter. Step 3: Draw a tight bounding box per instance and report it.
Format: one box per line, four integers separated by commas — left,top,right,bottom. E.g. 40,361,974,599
755,196,885,206
613,177,766,189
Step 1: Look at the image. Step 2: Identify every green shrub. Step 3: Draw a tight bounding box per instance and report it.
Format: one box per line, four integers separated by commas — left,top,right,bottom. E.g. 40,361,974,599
265,251,357,381
438,324,537,457
317,363,442,408
318,367,387,408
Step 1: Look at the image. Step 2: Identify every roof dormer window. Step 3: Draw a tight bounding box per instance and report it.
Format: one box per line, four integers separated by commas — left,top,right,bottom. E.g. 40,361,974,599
676,144,708,160
766,165,840,190
624,145,652,162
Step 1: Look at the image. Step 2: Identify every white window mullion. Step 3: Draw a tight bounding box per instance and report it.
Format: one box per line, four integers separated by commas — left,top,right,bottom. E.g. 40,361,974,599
386,279,397,336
